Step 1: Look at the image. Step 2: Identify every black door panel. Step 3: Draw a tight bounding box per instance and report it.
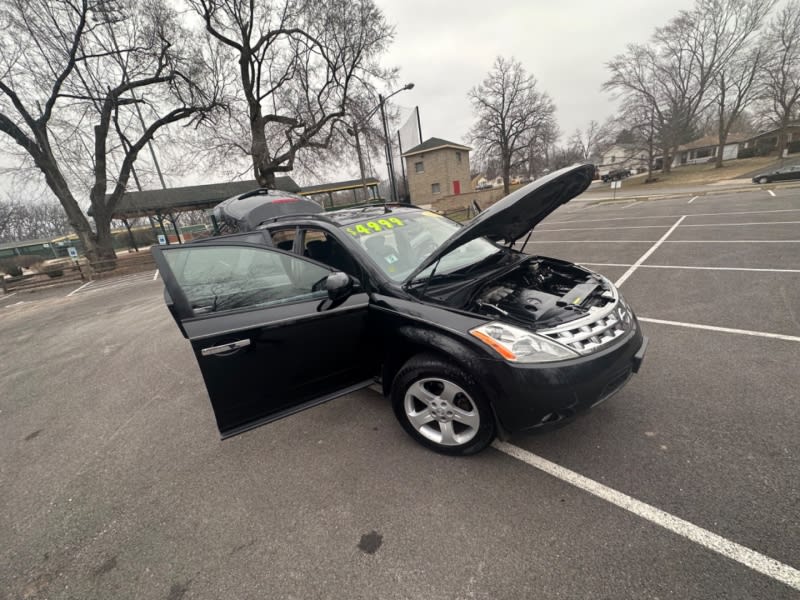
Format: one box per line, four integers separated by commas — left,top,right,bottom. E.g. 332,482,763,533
153,242,375,437
186,295,372,435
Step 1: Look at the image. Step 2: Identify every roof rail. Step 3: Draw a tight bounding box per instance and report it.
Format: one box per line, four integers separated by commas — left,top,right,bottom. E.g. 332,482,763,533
256,212,338,227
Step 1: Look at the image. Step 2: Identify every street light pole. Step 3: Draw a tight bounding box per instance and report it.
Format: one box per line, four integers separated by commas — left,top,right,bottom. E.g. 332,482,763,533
378,93,398,202
347,83,414,204
347,124,369,202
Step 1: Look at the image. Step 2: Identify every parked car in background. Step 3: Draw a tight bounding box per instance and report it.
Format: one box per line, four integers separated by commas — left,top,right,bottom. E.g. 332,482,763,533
601,168,631,183
153,164,647,456
751,165,800,184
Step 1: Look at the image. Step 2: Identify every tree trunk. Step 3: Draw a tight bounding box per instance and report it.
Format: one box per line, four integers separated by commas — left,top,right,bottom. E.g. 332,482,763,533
250,113,274,188
88,210,117,270
715,129,728,169
777,114,790,158
502,153,511,194
35,151,114,266
661,142,672,174
257,167,276,188
715,73,726,169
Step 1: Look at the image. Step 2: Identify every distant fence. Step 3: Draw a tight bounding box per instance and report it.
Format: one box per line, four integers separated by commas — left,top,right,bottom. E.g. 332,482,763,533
1,250,156,295
431,183,524,215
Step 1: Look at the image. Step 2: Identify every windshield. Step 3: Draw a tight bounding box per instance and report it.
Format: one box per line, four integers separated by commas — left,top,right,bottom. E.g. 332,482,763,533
340,210,503,282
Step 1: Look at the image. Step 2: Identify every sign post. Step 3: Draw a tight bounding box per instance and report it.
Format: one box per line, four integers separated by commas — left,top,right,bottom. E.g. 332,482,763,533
611,179,621,201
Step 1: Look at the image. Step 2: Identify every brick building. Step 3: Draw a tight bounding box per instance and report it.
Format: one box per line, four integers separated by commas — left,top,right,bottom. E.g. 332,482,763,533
402,137,471,204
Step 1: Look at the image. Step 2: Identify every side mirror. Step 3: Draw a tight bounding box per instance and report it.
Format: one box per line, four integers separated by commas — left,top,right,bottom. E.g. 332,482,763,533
326,271,353,302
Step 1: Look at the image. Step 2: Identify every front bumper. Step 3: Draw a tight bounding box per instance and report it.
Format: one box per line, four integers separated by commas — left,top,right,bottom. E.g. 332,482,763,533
487,323,647,433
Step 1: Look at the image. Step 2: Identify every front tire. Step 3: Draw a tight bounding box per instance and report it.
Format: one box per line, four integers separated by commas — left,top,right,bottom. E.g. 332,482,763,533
391,355,496,456
759,176,769,184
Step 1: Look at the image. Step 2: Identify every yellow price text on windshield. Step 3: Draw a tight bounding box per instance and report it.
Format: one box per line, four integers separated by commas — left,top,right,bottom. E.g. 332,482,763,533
346,217,404,236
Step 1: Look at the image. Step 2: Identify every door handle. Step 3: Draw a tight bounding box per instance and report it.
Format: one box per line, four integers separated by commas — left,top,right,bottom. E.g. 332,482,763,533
201,339,251,356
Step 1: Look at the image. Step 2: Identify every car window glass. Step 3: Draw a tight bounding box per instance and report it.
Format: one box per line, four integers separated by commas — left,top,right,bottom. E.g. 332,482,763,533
340,211,500,281
301,229,361,277
269,228,297,251
163,245,330,315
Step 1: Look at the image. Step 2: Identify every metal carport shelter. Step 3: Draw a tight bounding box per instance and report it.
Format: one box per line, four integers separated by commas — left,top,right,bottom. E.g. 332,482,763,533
91,177,300,248
299,177,380,209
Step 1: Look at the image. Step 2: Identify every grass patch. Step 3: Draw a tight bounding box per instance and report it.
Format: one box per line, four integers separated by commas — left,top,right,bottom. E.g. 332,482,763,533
612,157,776,190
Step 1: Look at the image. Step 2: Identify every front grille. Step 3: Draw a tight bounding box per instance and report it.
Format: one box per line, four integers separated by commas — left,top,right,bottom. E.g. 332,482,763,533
542,303,631,354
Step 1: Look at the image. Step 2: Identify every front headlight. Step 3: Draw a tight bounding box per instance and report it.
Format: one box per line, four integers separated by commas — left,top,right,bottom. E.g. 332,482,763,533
469,321,579,363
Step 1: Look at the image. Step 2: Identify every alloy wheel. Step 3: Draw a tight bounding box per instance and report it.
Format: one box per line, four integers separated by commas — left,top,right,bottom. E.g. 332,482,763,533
403,378,480,446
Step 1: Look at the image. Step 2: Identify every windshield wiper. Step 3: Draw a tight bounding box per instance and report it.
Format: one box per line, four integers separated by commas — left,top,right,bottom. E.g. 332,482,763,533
421,257,442,297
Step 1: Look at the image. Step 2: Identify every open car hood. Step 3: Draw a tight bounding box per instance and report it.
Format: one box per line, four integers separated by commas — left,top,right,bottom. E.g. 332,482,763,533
405,163,595,283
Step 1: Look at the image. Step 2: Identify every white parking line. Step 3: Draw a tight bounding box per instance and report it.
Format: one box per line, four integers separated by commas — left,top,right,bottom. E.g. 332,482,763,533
580,262,800,274
667,240,800,244
688,196,698,204
622,201,639,209
545,208,800,225
493,442,800,592
615,216,686,287
527,240,800,244
767,190,776,197
66,272,156,296
79,277,152,294
2,291,17,299
639,317,800,343
67,281,93,297
153,269,159,281
538,221,800,232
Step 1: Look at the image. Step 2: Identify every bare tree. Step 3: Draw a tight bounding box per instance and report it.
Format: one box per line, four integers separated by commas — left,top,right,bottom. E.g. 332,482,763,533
468,57,557,193
605,0,775,173
0,196,16,240
761,1,800,156
0,0,222,264
713,47,764,167
0,194,71,242
526,119,559,179
189,0,395,189
569,120,612,162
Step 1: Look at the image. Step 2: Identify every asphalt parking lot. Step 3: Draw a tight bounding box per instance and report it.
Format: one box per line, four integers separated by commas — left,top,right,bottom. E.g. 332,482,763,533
1,187,798,599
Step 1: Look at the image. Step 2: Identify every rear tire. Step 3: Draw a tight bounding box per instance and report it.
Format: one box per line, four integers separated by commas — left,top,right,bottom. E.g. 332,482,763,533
391,355,496,456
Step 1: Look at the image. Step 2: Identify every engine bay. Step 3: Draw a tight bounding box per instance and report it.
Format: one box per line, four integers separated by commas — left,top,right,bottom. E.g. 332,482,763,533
470,257,615,329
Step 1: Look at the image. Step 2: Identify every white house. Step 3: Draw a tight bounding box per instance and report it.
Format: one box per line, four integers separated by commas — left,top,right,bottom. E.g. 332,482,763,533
598,144,648,175
672,134,748,166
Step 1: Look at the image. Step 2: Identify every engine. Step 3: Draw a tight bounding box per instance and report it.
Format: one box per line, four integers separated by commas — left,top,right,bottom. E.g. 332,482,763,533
471,258,615,329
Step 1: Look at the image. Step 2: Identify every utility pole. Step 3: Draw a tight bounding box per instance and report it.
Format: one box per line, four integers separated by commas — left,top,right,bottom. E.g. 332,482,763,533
379,94,398,202
348,125,370,202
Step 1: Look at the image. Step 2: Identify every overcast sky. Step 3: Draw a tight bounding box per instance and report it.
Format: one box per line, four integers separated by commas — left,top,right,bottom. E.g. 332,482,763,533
376,0,696,148
1,0,701,198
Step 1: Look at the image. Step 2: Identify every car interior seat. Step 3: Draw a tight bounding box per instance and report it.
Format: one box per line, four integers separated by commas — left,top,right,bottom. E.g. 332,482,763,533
305,239,332,262
305,238,357,276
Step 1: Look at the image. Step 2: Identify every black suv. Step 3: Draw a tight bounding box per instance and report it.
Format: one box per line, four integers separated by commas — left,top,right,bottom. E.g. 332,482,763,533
601,168,631,183
153,164,647,455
